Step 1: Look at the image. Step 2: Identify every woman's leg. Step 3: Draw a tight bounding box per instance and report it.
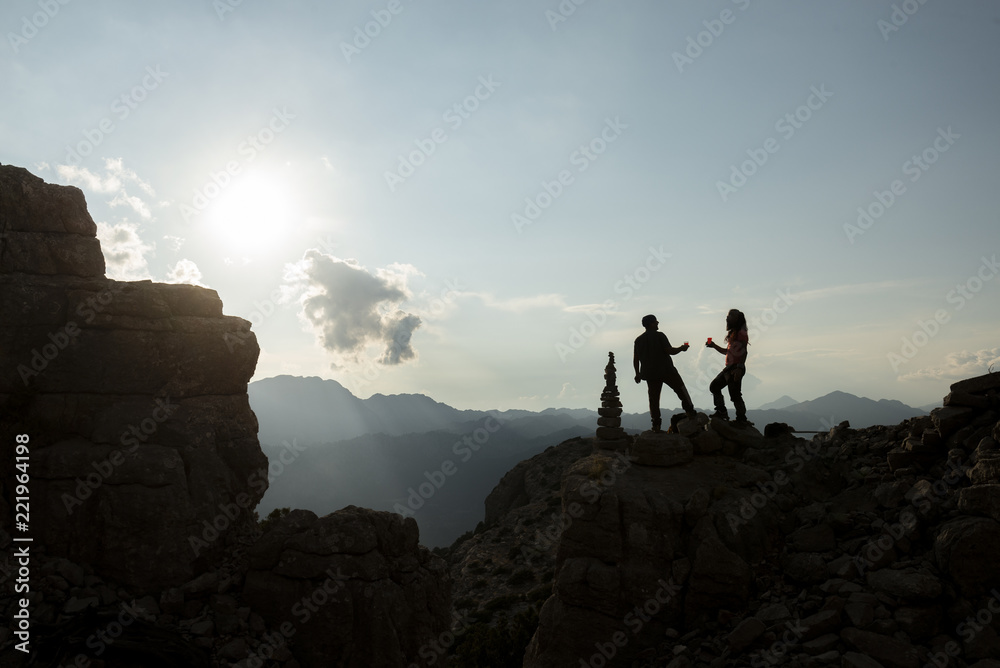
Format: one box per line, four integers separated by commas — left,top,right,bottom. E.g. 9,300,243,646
709,368,729,418
728,367,747,421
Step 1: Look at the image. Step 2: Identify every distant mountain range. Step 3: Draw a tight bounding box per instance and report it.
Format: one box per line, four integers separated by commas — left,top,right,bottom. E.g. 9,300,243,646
757,395,798,410
247,375,930,546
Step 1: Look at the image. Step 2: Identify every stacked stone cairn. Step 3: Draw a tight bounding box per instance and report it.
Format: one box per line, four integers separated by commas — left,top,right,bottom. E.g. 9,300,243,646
594,352,629,451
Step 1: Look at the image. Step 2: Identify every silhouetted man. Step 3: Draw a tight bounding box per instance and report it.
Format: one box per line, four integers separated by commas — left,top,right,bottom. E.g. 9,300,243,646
633,314,696,432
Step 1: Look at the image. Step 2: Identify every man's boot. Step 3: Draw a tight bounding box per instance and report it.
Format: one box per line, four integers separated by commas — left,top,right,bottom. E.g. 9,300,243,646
652,418,662,433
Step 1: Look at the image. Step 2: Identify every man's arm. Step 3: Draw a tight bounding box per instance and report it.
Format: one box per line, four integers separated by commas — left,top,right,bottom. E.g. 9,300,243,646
662,333,687,355
633,340,642,383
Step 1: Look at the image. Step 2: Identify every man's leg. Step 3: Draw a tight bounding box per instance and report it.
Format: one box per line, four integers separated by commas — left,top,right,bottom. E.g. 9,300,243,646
663,367,696,416
646,379,663,430
729,367,747,421
709,369,729,418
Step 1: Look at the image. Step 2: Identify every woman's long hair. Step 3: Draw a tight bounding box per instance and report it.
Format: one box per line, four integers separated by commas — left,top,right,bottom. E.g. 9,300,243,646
725,309,747,343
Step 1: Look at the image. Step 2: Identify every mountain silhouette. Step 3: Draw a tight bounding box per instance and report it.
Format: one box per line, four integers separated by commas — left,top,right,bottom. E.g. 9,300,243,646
756,394,798,410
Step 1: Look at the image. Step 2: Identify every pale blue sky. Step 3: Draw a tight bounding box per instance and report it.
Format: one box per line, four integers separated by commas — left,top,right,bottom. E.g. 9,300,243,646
3,1,999,412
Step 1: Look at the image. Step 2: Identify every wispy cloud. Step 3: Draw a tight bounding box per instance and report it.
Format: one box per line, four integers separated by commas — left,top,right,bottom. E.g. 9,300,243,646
791,279,927,303
899,348,1000,382
57,157,154,196
109,190,152,219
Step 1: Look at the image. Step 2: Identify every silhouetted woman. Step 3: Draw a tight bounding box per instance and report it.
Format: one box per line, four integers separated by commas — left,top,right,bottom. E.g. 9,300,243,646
706,309,749,424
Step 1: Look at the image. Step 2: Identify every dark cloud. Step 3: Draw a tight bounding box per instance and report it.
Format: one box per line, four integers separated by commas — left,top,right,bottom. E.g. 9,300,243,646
291,250,422,365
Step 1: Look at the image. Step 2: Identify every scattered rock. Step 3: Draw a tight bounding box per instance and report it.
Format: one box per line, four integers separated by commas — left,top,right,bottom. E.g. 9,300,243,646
727,616,765,651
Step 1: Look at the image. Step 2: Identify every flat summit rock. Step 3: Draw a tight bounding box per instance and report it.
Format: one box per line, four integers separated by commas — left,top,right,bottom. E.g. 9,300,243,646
631,431,694,467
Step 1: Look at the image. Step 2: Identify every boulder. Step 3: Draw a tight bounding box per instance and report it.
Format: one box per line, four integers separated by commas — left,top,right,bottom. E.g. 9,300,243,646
945,391,992,409
676,412,709,438
951,373,1000,396
934,517,1000,597
788,523,836,553
693,429,724,455
958,484,1000,522
893,606,940,638
242,507,451,668
0,165,104,276
709,418,764,452
866,568,942,602
968,457,1000,485
931,406,976,439
840,628,921,668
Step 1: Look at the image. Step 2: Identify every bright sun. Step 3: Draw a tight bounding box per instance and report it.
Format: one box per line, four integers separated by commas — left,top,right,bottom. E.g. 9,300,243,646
206,171,293,255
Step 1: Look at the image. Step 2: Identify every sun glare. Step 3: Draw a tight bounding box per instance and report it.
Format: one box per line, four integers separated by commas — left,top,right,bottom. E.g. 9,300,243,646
206,172,293,255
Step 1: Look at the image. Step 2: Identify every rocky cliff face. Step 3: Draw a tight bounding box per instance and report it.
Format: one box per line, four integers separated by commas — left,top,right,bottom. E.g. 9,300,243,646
0,163,265,591
0,164,453,668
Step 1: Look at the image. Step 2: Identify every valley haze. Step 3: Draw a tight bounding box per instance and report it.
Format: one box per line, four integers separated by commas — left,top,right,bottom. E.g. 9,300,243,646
249,374,929,547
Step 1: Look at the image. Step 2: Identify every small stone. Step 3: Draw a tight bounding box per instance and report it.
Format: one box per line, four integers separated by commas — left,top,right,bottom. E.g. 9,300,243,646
756,602,790,625
97,584,118,606
802,633,839,655
800,608,840,641
189,618,214,636
63,596,99,614
842,652,886,668
782,553,828,585
134,595,160,619
844,601,874,628
728,617,765,651
789,524,836,552
181,571,219,596
159,587,184,615
218,637,249,660
54,559,86,587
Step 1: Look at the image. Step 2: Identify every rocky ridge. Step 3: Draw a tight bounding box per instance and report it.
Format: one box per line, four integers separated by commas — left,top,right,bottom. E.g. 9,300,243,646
446,372,1000,668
